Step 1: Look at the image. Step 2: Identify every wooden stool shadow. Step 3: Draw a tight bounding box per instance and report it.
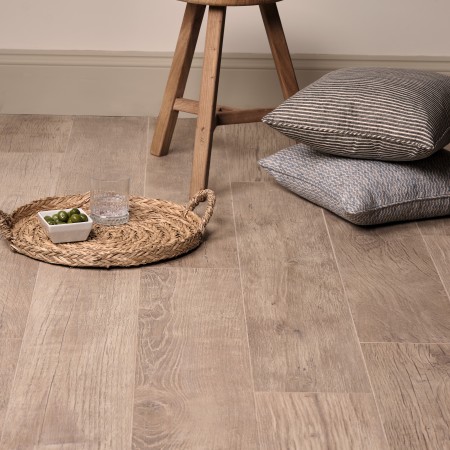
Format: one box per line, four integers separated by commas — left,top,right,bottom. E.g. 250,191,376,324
150,0,299,196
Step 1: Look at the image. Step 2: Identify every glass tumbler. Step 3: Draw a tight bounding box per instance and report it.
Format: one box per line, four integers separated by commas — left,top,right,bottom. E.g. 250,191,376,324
90,173,130,225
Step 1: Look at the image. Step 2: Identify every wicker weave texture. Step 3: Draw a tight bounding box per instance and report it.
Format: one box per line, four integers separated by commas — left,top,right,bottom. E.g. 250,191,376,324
0,190,215,268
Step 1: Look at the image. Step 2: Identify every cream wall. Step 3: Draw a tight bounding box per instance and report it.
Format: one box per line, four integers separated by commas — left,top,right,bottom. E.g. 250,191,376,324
1,0,449,115
0,0,449,56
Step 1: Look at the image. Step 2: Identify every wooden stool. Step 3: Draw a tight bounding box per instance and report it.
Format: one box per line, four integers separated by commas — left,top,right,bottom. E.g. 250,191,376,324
151,0,299,196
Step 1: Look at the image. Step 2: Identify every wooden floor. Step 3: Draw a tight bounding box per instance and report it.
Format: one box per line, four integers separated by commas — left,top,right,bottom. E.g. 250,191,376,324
0,115,449,449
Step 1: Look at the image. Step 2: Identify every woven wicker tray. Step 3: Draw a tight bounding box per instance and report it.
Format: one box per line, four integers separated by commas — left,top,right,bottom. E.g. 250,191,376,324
0,190,215,268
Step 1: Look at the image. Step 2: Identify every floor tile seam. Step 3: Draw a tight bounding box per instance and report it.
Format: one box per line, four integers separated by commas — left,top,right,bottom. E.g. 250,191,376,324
128,271,141,450
228,163,262,448
143,266,241,272
0,116,74,155
129,134,147,450
253,390,387,395
0,151,66,156
415,222,450,307
321,209,390,448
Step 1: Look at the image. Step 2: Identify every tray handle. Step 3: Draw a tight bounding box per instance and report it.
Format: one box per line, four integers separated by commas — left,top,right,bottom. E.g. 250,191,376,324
186,189,216,232
0,210,12,242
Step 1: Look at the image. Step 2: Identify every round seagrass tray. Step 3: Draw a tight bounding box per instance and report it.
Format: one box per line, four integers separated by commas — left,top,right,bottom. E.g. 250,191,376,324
0,190,215,268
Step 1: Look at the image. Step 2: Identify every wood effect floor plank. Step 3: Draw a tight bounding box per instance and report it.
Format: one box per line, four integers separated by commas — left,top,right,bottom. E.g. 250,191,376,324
325,212,450,343
0,339,21,438
363,343,450,450
0,152,62,338
233,182,370,393
0,126,66,448
146,118,194,204
56,116,148,196
0,248,38,339
133,268,258,449
0,115,73,153
145,118,238,268
256,392,387,450
0,265,140,449
418,217,450,298
223,122,294,182
418,216,450,237
0,152,63,212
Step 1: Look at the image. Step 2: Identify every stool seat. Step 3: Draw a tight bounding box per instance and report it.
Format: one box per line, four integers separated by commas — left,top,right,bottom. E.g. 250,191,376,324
179,0,280,6
152,0,298,196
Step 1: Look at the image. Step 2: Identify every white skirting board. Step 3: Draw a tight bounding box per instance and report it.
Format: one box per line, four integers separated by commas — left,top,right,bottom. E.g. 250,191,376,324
0,50,449,116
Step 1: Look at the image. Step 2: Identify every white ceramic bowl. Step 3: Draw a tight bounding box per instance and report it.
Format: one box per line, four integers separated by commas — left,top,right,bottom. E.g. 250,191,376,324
37,208,93,244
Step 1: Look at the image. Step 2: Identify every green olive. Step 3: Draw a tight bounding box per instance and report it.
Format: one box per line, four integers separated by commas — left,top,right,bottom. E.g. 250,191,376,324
47,218,56,225
69,208,80,217
57,211,69,222
44,215,53,223
54,219,64,225
51,214,59,221
68,214,82,223
79,213,88,222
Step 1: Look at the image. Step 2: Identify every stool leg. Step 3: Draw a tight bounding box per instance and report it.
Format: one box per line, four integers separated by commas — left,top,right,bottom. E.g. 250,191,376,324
260,3,299,99
150,3,206,157
189,6,226,196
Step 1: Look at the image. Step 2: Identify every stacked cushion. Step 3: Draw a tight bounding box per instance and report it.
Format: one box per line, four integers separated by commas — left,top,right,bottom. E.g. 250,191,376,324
262,67,450,161
260,68,450,225
259,143,450,226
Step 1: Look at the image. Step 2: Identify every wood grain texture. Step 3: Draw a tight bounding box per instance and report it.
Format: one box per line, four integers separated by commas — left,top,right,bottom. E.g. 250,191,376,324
0,152,63,212
418,217,450,298
418,216,450,237
256,392,387,449
0,119,68,446
325,212,450,343
2,115,449,448
0,265,140,449
32,445,91,450
223,122,294,182
0,247,39,339
56,116,148,196
1,201,39,341
0,152,62,338
190,6,226,196
0,339,21,437
363,343,450,450
147,119,238,268
260,3,299,99
133,268,258,449
233,182,370,392
150,3,206,157
216,107,273,125
0,115,73,153
173,98,272,125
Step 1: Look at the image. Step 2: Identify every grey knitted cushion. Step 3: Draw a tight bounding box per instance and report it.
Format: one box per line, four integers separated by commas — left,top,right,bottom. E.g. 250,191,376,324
262,68,450,161
259,143,450,225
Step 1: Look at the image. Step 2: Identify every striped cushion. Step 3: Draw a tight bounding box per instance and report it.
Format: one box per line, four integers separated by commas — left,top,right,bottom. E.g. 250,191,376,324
259,143,450,225
262,68,450,161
